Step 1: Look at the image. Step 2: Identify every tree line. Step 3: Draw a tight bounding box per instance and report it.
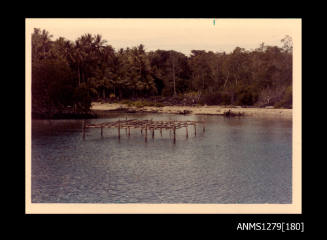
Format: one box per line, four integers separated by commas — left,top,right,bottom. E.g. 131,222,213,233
32,28,292,117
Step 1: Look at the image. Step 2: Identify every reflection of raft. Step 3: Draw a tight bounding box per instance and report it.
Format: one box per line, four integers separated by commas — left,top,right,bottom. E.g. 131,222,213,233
82,119,205,143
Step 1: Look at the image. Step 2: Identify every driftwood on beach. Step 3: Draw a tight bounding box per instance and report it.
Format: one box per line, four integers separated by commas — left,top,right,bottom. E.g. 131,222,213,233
83,119,205,143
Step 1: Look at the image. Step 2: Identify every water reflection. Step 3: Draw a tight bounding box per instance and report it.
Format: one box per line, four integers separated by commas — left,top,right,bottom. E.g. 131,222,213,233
32,114,292,203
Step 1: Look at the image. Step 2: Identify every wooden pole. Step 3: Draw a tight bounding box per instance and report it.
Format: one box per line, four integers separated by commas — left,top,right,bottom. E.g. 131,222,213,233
203,124,205,133
173,126,176,144
79,120,203,142
82,120,86,140
118,120,120,139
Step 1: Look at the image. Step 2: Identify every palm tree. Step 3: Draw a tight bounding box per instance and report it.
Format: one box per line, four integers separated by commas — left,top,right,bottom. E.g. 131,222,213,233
40,29,53,59
32,28,53,61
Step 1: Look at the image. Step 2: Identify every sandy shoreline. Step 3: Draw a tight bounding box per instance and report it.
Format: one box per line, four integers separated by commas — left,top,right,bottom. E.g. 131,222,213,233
91,102,292,119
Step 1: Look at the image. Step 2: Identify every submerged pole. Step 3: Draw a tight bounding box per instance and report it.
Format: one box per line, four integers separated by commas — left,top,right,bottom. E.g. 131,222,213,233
145,124,148,142
128,127,130,137
194,124,196,136
118,120,120,139
173,126,176,144
82,120,86,140
101,125,103,137
186,126,188,139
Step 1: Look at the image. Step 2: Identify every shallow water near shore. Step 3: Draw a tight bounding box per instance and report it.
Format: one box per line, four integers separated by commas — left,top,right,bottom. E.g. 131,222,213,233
31,113,292,203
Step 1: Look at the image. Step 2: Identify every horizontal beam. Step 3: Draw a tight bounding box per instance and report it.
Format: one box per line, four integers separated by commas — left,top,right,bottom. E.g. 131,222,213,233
85,119,203,130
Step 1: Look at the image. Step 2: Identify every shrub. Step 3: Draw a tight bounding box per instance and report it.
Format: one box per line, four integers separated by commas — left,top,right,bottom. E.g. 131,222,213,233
199,92,231,105
161,87,172,97
153,102,164,107
133,101,145,108
120,99,132,105
73,84,92,113
235,87,258,106
274,86,292,108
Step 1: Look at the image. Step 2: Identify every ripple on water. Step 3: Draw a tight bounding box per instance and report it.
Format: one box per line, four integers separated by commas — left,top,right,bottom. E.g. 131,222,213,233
31,114,292,203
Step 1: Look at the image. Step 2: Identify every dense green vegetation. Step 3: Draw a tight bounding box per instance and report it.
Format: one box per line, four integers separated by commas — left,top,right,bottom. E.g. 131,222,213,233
32,28,292,118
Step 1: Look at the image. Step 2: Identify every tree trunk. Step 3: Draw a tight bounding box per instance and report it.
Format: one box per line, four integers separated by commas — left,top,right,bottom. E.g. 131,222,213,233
173,59,176,96
224,71,229,89
82,70,85,84
216,64,220,88
119,88,122,99
77,64,81,86
171,52,176,96
202,74,205,90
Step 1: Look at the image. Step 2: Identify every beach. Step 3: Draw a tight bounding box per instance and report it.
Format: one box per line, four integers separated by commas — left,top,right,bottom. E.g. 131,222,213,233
91,102,292,119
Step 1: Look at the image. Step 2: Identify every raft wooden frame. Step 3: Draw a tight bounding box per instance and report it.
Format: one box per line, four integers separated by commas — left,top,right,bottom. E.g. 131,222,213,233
82,119,205,143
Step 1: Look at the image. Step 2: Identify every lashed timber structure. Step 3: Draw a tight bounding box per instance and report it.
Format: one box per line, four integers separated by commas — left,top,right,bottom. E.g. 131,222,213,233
82,119,205,143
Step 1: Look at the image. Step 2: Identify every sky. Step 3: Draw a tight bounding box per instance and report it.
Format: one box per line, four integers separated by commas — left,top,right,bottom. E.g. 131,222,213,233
27,18,300,55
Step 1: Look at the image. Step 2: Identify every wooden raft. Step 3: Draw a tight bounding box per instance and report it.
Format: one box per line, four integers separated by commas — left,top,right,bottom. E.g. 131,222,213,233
82,119,205,143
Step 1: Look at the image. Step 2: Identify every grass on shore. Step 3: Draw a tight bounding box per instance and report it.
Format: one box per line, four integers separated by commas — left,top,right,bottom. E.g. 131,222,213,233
119,99,165,108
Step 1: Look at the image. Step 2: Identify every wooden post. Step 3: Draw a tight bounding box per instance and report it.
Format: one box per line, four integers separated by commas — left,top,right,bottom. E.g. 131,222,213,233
101,125,103,137
141,128,143,135
125,127,127,136
186,126,188,139
82,120,86,140
203,124,205,133
194,124,196,136
145,124,148,142
160,127,162,137
152,128,154,139
173,126,176,144
118,120,120,139
128,127,130,137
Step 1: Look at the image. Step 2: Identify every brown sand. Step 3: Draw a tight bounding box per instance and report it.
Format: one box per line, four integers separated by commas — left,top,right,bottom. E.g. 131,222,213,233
91,102,292,119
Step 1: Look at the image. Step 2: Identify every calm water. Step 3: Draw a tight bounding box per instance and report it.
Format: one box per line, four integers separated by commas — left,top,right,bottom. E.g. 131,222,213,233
31,113,292,203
